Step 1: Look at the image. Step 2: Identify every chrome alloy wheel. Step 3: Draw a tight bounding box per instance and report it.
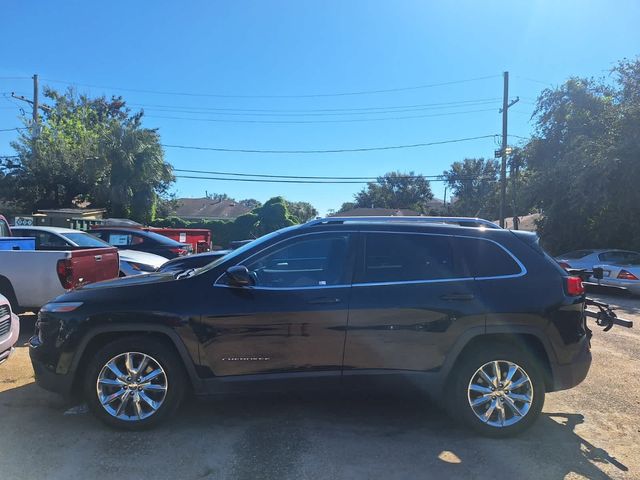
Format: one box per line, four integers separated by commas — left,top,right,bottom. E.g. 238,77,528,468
467,360,533,428
96,352,168,421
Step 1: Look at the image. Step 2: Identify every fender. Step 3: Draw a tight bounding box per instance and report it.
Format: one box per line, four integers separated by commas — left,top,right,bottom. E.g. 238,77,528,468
68,323,205,393
438,324,559,381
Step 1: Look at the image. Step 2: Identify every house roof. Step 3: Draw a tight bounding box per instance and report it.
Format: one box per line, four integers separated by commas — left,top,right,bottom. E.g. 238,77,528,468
37,208,106,216
173,198,253,220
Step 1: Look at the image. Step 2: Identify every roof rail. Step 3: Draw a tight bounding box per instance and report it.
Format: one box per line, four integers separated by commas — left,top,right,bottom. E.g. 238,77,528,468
304,216,501,229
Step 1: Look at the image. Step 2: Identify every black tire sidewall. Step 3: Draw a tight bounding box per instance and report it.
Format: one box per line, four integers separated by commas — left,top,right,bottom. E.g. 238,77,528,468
84,336,186,430
449,344,546,438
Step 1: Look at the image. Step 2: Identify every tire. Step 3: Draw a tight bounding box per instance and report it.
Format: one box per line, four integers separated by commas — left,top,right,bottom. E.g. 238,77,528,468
447,343,546,438
84,336,186,430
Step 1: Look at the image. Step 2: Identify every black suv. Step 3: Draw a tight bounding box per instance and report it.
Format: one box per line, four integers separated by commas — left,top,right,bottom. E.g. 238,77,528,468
30,217,591,436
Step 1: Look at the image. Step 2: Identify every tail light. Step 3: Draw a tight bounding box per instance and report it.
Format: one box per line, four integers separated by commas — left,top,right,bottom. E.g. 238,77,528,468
565,276,585,296
617,269,639,280
56,259,74,289
558,261,571,270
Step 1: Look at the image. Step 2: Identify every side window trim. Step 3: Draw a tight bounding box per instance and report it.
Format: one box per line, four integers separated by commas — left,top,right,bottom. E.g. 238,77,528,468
351,230,526,287
214,231,358,290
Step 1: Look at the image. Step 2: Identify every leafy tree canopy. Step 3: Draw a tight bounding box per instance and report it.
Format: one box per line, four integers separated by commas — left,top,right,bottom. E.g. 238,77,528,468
352,171,434,213
521,58,640,253
1,87,174,223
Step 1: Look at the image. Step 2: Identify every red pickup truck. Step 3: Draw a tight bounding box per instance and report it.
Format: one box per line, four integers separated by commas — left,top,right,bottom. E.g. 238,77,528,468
0,215,119,311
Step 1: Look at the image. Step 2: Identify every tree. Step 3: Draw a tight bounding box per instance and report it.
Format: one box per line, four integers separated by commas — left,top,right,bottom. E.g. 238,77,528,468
284,200,318,222
442,158,500,218
352,171,434,213
1,87,174,223
521,57,640,253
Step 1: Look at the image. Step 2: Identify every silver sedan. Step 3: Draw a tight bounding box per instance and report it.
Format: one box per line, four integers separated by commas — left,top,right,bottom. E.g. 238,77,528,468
591,261,640,296
555,249,640,270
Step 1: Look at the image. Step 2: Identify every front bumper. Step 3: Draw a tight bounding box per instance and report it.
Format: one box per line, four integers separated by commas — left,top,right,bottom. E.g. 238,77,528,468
0,313,20,365
550,337,592,392
29,335,75,397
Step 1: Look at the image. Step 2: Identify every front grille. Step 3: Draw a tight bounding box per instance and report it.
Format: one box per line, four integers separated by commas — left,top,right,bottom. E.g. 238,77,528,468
0,304,11,337
0,318,10,337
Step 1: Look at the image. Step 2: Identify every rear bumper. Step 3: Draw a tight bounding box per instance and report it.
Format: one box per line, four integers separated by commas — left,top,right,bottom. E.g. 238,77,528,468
589,278,640,295
550,337,592,392
29,335,75,397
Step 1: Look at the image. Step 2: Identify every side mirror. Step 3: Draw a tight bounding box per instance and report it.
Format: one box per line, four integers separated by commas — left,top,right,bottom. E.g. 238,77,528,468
592,267,604,280
225,265,254,287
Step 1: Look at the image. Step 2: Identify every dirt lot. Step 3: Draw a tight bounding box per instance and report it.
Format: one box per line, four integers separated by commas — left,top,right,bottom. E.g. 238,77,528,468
0,291,638,480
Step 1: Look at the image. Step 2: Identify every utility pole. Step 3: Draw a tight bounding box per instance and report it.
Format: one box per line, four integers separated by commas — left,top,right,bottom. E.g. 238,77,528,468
498,72,519,228
32,74,39,134
11,74,50,138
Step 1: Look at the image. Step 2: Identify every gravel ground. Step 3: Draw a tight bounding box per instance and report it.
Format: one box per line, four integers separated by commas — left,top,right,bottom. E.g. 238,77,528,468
0,291,638,480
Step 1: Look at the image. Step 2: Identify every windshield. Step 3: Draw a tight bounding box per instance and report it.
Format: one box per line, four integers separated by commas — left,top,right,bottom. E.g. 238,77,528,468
559,250,594,259
63,232,112,248
196,226,298,275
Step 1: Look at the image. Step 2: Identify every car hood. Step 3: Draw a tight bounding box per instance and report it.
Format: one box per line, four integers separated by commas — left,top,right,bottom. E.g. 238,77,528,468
77,271,176,290
118,249,169,267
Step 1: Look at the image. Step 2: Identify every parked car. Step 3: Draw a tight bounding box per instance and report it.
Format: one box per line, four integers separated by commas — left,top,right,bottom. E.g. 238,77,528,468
0,293,19,365
590,260,640,296
555,249,640,271
31,216,591,436
157,249,231,273
1,221,119,312
90,227,192,259
11,226,167,276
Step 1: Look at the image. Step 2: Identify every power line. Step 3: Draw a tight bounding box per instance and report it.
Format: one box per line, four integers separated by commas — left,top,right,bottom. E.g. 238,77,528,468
139,100,501,117
175,168,448,180
0,127,28,132
42,74,501,99
161,134,497,154
174,174,490,185
147,107,498,124
514,75,553,87
129,97,502,114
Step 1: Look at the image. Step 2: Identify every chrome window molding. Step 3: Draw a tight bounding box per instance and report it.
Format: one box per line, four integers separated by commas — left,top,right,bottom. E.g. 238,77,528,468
214,229,527,291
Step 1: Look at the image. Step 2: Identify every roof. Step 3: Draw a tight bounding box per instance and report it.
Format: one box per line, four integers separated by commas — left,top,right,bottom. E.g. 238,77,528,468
332,208,420,217
173,198,253,220
37,208,106,216
11,225,85,234
305,216,500,229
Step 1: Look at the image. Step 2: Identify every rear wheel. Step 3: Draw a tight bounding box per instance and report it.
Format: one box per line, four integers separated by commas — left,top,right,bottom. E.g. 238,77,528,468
84,336,186,430
447,344,545,437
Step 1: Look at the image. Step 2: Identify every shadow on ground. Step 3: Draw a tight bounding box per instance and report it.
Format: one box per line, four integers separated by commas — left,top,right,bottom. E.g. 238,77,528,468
0,379,629,480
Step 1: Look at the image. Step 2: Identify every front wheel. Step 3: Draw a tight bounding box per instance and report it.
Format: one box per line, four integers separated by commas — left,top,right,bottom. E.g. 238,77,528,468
84,336,186,430
447,344,546,437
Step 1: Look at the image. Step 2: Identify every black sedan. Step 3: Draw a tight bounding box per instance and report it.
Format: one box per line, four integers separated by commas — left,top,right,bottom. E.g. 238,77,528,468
157,249,231,273
90,227,192,259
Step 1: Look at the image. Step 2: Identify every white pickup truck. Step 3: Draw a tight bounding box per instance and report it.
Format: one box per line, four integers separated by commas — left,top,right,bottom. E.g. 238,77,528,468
0,215,120,311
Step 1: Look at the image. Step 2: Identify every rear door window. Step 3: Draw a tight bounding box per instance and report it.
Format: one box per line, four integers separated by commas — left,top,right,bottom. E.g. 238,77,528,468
356,233,459,283
455,237,522,278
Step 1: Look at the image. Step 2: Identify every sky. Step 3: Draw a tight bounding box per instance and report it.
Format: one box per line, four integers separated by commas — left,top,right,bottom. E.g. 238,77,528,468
1,0,639,215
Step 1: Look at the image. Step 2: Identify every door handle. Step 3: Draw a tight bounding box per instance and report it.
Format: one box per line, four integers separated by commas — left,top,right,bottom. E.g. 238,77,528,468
307,297,342,305
440,293,475,301
94,255,102,261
